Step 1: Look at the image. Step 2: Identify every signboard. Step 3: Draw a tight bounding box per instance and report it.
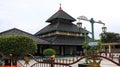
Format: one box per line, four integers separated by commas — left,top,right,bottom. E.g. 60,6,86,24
88,42,98,46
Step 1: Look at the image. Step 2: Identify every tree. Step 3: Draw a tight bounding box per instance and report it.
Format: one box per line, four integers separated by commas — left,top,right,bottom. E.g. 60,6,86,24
100,32,120,43
0,35,37,66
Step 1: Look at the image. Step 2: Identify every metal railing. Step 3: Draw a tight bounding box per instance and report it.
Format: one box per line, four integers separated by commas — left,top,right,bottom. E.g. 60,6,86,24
29,54,120,67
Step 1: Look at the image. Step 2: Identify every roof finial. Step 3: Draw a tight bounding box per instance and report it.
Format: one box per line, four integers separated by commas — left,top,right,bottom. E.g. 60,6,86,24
59,3,62,10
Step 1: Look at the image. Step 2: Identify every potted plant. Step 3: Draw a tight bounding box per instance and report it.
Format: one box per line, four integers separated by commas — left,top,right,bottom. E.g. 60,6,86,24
79,41,102,67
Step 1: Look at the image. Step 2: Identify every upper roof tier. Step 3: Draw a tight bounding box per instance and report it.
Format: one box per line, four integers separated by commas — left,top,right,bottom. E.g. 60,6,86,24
46,6,76,22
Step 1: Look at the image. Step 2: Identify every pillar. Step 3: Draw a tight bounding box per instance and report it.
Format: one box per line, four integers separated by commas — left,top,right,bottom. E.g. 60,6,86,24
108,45,111,57
108,45,111,53
40,46,42,55
70,47,73,55
61,46,64,55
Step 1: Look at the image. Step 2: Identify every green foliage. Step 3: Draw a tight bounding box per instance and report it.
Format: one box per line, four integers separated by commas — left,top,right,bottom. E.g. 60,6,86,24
94,39,101,43
43,48,56,56
94,40,102,50
100,32,120,43
82,42,88,49
0,35,37,56
94,42,102,51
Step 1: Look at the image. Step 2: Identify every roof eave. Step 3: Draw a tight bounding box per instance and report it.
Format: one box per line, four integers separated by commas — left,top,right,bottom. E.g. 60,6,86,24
46,18,76,23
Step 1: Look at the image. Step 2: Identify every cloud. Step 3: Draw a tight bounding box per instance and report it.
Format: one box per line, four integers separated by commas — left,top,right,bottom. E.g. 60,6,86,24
0,0,119,39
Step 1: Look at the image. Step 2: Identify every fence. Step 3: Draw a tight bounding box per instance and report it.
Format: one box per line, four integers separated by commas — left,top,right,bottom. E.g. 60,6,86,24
28,53,120,67
2,53,120,67
29,54,80,67
17,55,119,67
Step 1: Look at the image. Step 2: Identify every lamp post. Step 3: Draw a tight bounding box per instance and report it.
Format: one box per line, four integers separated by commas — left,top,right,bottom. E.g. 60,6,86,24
83,27,89,64
77,18,89,64
102,24,107,33
77,17,82,29
77,16,107,59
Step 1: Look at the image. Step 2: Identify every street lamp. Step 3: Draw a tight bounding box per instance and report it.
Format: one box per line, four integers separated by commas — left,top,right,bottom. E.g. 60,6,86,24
77,16,106,42
78,16,105,42
76,22,82,29
77,17,82,28
77,16,106,60
102,24,107,33
77,17,88,63
77,17,83,37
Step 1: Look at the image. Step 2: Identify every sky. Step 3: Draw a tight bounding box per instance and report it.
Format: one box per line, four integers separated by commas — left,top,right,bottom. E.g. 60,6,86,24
0,0,120,39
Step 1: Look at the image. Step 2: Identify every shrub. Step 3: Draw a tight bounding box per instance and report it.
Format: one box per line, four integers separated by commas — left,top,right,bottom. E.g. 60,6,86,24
0,35,37,56
43,48,56,56
0,35,37,65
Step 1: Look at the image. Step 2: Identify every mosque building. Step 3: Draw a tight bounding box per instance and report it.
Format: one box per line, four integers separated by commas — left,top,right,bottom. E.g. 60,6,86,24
0,5,90,56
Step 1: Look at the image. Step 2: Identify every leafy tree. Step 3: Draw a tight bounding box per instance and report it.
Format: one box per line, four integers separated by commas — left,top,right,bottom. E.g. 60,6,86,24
100,32,120,43
0,35,37,66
